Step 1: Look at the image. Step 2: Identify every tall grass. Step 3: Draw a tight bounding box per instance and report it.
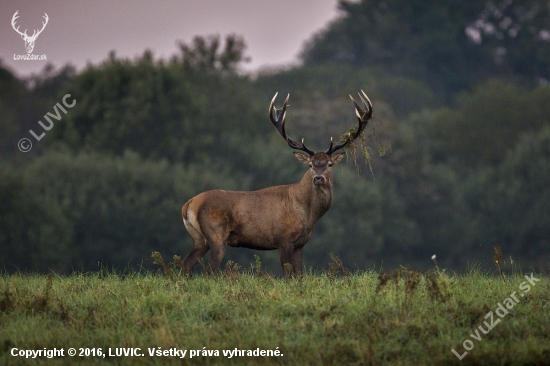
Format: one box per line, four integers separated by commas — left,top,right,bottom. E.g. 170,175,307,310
0,259,549,365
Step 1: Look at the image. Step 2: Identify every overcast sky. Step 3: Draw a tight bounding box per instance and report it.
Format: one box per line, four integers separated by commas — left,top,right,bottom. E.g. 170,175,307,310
1,0,340,78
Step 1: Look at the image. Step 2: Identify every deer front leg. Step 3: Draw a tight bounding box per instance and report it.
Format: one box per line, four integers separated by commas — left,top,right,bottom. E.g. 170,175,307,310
279,245,294,279
292,247,305,276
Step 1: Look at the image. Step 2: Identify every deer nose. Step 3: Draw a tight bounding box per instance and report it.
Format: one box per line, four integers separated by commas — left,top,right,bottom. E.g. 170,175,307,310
313,176,325,185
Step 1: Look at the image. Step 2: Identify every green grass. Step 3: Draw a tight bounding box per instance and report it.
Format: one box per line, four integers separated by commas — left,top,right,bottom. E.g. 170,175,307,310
0,263,549,365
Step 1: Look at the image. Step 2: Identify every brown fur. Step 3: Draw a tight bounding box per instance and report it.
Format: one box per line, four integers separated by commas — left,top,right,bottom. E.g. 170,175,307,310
181,152,344,277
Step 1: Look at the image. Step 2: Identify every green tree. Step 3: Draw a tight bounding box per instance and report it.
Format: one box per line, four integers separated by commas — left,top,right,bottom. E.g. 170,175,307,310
463,127,550,266
50,35,266,167
427,80,550,170
0,163,73,272
464,0,550,84
50,51,202,161
0,62,29,157
309,166,420,270
367,118,474,268
177,34,250,74
301,0,550,96
22,151,247,272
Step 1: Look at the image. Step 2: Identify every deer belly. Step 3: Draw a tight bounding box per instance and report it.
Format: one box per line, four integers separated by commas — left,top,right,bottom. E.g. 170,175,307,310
226,229,279,250
225,220,308,250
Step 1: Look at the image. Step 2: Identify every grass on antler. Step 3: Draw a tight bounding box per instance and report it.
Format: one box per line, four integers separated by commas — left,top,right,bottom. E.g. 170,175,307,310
338,117,391,176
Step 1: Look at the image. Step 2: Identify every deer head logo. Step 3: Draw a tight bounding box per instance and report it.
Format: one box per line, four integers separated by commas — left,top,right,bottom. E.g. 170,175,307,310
11,11,49,54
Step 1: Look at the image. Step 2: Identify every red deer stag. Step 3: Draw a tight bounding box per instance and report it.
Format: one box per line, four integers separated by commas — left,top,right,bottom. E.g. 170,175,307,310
181,91,373,277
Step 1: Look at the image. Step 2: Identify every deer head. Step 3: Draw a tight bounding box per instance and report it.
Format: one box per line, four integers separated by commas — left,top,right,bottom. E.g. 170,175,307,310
269,91,373,187
12,11,49,54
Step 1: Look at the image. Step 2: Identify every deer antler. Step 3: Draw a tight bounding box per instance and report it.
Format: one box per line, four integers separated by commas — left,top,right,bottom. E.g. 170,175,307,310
11,11,27,37
325,90,373,155
270,93,315,156
11,11,48,41
30,13,49,40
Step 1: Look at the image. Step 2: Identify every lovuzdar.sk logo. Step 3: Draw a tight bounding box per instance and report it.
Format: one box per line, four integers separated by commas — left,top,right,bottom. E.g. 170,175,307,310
11,10,48,61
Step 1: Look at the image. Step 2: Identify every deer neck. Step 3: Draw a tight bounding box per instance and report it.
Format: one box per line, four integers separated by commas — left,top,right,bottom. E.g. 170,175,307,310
290,170,333,225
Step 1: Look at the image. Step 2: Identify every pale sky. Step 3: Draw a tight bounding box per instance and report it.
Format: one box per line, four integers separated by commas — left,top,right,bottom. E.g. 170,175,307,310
1,0,340,77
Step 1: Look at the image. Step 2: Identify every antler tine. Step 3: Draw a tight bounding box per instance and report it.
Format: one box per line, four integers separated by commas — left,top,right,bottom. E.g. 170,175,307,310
11,11,27,37
350,94,363,120
11,11,19,25
325,90,374,155
360,89,372,110
269,92,288,137
32,13,49,39
327,136,333,153
269,93,314,156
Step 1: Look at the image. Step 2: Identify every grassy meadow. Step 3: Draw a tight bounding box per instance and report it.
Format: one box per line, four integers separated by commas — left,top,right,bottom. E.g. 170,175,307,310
0,256,549,365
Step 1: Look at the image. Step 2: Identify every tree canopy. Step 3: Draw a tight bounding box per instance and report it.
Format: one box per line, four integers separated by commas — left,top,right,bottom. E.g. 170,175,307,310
301,0,550,97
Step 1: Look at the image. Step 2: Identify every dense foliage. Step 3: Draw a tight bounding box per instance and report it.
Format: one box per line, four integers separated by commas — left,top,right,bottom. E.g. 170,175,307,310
1,2,549,274
302,0,550,97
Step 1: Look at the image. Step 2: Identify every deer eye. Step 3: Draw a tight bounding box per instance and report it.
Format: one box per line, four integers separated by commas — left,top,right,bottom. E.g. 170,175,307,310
328,162,333,167
308,163,313,167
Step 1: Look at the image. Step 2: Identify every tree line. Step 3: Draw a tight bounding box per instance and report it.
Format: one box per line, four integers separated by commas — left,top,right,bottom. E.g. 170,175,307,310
1,0,549,274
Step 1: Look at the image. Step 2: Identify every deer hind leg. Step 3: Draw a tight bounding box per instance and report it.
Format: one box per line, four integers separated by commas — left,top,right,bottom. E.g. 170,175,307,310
196,207,232,274
207,242,226,274
200,223,229,274
182,243,210,275
182,204,209,275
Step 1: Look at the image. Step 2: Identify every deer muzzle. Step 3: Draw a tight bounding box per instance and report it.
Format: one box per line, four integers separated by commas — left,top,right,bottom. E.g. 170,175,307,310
313,176,326,185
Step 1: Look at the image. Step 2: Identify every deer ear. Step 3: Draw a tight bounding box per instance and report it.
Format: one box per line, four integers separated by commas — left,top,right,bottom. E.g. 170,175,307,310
331,152,345,164
293,152,311,164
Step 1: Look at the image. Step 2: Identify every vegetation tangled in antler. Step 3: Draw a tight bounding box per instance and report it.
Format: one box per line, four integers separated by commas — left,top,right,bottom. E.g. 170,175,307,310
338,91,391,175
